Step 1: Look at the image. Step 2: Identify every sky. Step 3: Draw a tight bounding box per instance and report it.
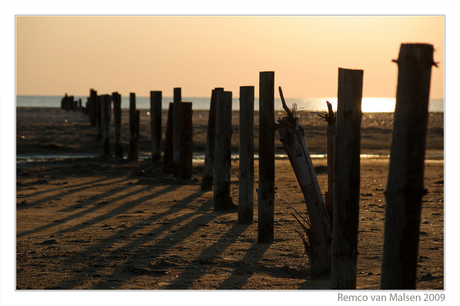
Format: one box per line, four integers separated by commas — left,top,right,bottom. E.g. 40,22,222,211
16,15,444,99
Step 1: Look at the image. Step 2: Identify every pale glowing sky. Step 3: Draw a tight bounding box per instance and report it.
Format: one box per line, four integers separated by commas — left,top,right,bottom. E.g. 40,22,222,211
16,15,444,99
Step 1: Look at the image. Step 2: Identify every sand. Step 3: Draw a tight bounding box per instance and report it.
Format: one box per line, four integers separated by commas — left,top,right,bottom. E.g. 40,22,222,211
16,107,444,290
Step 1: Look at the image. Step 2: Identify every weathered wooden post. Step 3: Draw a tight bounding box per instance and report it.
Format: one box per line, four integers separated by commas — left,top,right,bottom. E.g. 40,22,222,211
150,91,162,161
201,88,224,191
112,92,123,159
100,94,112,157
213,91,234,211
128,93,139,161
331,68,363,289
179,102,193,179
90,89,97,126
96,95,102,140
238,86,255,224
258,71,275,244
278,86,332,279
173,88,182,177
163,102,174,172
321,101,336,221
381,43,436,289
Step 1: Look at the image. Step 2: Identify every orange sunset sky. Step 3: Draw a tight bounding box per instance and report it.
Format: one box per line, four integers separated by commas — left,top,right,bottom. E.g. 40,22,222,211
16,15,444,99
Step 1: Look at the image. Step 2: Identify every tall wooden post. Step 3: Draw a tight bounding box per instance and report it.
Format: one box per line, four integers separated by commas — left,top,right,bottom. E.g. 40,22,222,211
101,94,112,157
128,93,138,161
173,87,182,177
150,91,162,161
201,88,224,191
381,43,436,289
258,71,275,244
213,91,234,211
238,86,255,224
163,102,174,172
112,92,123,159
179,102,193,179
331,68,363,289
90,89,97,126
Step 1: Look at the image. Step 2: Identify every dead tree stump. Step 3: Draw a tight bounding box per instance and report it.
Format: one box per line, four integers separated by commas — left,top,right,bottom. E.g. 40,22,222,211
277,87,332,279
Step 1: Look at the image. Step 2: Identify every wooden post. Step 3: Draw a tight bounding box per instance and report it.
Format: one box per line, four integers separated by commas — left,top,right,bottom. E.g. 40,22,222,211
278,86,332,279
238,86,254,224
135,109,140,159
101,94,111,157
112,92,123,159
331,68,363,289
128,93,138,161
179,102,193,179
213,91,234,211
163,102,174,172
381,43,436,289
258,71,275,244
201,88,224,191
325,102,335,221
90,89,97,126
173,87,182,177
150,91,162,161
96,95,102,140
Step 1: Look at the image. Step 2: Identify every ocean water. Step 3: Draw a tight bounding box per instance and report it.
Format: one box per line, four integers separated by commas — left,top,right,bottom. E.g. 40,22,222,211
16,95,444,113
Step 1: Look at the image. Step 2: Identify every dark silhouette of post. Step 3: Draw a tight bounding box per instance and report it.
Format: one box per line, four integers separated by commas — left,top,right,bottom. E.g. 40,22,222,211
258,71,275,244
238,86,254,224
90,89,97,126
381,43,436,289
163,102,174,173
323,101,335,222
128,93,139,161
201,88,224,191
150,91,162,161
173,87,182,177
96,95,102,140
331,68,363,289
213,91,234,211
112,92,123,159
179,102,193,179
100,94,112,157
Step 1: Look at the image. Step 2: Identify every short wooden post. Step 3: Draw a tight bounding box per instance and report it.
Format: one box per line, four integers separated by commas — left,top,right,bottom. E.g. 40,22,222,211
213,91,234,211
238,86,254,224
163,103,174,172
173,87,182,177
112,92,123,159
201,88,224,191
331,68,363,289
381,43,436,289
90,89,98,126
150,91,162,161
96,95,102,140
128,93,139,161
101,94,112,157
258,71,275,244
179,102,193,179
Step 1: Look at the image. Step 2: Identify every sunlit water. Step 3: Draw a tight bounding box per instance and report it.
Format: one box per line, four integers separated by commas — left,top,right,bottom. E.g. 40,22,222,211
16,95,443,161
17,95,444,113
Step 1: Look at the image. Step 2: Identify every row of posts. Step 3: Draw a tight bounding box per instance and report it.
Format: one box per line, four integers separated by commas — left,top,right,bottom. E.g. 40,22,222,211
64,42,433,289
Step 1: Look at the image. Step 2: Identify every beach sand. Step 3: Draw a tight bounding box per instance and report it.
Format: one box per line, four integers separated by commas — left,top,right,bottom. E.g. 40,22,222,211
16,107,444,290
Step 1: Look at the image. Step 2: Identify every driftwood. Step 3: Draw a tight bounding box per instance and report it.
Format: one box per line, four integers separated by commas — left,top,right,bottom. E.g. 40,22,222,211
277,87,332,278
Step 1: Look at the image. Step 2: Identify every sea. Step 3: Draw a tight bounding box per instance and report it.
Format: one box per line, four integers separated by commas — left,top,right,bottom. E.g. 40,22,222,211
16,95,444,161
16,95,444,113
